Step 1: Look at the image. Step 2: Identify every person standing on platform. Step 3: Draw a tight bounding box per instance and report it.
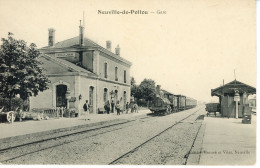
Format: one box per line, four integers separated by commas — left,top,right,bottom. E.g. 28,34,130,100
130,100,134,113
126,102,129,114
83,100,90,121
105,100,111,114
111,100,115,113
116,101,121,115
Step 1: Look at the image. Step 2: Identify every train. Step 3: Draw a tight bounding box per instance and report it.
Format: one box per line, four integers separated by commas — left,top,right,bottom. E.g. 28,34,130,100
149,85,197,115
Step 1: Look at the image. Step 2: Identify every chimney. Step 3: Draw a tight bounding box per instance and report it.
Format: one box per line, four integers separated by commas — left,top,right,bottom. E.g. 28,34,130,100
156,85,161,95
115,45,120,56
79,20,84,46
48,28,55,47
106,41,111,51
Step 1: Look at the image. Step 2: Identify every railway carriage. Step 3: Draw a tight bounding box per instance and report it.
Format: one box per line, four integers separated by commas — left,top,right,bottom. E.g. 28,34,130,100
186,97,197,109
169,94,178,112
149,85,197,114
176,95,186,110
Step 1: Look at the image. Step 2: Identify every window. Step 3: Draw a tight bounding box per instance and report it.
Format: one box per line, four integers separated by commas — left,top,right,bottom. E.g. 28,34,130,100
115,67,118,81
104,62,108,78
124,70,126,83
104,88,108,103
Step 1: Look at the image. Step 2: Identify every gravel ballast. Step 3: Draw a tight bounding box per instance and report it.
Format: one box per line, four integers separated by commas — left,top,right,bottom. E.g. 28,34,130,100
1,106,206,165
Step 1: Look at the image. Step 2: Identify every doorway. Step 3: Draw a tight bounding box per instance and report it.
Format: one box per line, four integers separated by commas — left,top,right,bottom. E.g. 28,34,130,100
104,88,108,104
56,85,67,108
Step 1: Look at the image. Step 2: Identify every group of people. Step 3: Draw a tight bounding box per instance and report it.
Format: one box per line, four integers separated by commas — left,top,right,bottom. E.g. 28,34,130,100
104,100,121,115
104,100,138,115
83,99,139,120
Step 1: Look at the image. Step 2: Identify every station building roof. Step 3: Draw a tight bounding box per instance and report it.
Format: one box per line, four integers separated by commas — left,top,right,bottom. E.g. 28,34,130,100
211,80,256,97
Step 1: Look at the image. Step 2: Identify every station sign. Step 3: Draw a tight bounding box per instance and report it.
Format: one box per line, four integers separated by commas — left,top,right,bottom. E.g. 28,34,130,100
234,92,240,102
55,52,75,58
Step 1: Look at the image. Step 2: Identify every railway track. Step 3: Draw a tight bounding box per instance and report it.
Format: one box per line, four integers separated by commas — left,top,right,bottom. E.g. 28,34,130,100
109,107,203,165
183,122,203,165
1,107,203,164
1,114,159,150
0,115,157,163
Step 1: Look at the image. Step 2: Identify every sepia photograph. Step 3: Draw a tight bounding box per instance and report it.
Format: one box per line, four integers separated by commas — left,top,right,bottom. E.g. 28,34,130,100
0,0,257,166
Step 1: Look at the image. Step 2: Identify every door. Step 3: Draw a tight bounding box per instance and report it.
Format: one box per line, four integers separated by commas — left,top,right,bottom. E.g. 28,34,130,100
115,90,118,103
56,85,67,107
89,86,94,113
104,88,108,104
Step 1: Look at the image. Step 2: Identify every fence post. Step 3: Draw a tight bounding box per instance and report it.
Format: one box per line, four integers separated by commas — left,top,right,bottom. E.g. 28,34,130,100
56,107,59,118
61,107,64,118
11,112,14,124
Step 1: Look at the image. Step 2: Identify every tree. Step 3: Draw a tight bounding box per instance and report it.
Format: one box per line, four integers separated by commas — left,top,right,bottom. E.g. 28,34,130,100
139,78,156,102
131,84,142,100
130,77,141,100
0,32,49,110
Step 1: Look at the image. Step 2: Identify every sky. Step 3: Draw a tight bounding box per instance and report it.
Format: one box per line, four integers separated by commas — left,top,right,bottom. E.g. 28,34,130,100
0,0,257,103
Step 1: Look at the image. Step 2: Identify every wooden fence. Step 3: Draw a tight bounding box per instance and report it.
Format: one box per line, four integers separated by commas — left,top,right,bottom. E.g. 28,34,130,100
43,107,66,118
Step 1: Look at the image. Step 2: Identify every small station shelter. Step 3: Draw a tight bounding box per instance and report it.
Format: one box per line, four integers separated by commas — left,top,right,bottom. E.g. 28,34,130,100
211,80,256,118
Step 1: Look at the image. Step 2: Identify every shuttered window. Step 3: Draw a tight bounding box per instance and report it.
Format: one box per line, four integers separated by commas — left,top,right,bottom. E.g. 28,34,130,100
115,67,118,81
104,62,108,78
124,70,126,83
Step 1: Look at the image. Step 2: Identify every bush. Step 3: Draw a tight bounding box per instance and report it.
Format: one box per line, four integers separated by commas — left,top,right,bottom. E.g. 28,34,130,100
11,97,24,111
0,97,24,111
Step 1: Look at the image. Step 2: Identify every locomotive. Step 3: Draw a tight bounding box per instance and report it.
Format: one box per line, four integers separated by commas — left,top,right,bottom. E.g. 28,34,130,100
149,85,197,115
149,96,172,115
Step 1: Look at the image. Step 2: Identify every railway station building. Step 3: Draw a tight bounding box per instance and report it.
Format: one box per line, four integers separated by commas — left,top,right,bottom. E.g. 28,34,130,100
29,21,132,115
211,80,256,118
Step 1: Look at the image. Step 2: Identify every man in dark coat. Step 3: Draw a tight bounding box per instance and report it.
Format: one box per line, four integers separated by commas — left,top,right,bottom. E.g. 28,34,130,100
105,100,111,114
111,100,115,113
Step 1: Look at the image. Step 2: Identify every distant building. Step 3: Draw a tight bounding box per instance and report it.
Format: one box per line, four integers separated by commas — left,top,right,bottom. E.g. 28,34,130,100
211,80,256,118
30,21,132,114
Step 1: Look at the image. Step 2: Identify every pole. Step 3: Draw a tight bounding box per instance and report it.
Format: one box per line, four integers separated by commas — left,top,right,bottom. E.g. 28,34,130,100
56,107,59,118
234,69,236,81
61,107,64,118
236,101,238,119
67,99,70,118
